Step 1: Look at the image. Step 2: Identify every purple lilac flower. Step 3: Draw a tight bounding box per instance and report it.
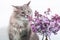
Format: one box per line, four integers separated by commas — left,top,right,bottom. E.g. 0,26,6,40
28,8,60,37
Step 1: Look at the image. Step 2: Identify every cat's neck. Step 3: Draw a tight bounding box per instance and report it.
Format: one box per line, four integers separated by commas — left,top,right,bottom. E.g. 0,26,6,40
15,16,28,21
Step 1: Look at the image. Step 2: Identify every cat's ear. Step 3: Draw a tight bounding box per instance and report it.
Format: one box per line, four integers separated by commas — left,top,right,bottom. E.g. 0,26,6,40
27,1,31,6
12,5,19,9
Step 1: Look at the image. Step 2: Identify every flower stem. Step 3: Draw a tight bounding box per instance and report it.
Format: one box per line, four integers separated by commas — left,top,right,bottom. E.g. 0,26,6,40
42,34,44,40
45,36,48,40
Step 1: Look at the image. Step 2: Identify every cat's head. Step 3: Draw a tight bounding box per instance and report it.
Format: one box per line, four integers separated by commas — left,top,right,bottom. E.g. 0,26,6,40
12,1,32,18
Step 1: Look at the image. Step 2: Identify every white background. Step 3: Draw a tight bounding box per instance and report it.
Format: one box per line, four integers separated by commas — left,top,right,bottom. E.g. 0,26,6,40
0,0,60,40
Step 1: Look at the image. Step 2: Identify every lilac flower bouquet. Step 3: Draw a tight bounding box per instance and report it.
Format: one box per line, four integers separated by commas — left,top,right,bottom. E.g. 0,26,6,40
28,8,60,40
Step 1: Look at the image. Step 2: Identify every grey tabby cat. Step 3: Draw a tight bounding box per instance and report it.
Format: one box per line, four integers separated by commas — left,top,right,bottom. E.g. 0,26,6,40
8,1,39,40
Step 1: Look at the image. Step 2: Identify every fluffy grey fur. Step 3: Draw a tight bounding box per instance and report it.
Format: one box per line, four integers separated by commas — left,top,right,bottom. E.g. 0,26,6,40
8,1,39,40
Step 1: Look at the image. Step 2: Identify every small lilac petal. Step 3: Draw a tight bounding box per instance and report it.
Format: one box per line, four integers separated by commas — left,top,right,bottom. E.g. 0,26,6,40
35,11,39,17
47,8,51,12
31,24,37,32
34,18,40,24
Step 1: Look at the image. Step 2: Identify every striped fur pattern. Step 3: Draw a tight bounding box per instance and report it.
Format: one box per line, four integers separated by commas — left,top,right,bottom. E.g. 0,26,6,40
8,1,39,40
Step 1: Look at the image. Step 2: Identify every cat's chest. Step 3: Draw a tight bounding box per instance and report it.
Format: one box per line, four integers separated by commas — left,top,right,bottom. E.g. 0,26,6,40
16,17,29,26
